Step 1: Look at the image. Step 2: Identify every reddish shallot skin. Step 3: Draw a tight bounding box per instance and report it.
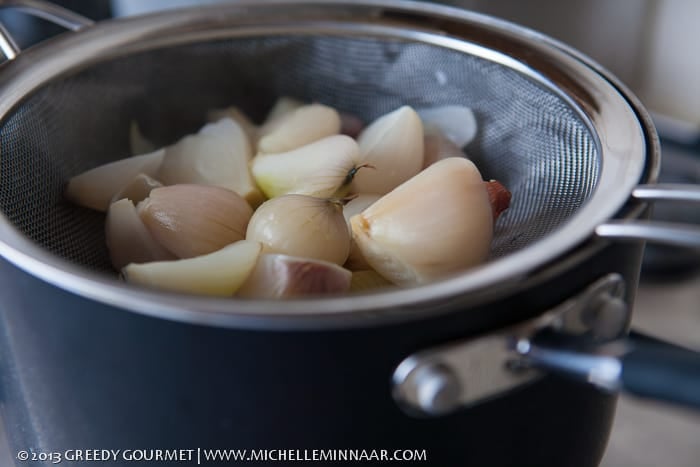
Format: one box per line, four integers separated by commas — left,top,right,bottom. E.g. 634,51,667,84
485,180,512,221
339,112,365,138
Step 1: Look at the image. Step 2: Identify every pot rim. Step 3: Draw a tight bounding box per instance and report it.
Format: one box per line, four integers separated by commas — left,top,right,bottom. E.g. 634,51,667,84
0,0,656,330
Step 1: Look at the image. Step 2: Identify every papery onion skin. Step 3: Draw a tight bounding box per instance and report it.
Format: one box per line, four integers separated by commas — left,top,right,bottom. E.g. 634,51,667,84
340,112,365,138
485,180,512,221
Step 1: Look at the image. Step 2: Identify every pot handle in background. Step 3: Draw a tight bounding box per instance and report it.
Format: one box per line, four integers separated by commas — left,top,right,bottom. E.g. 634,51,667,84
0,0,93,60
589,183,699,405
595,184,700,248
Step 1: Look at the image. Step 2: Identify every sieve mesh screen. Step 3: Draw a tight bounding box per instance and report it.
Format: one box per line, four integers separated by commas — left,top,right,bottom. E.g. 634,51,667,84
0,35,598,274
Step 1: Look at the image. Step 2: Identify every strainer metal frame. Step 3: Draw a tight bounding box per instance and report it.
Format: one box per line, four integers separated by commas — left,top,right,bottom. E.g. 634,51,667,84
0,0,673,329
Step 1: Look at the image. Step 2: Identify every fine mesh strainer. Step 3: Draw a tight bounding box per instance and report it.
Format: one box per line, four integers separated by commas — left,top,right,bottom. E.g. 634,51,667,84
0,0,697,326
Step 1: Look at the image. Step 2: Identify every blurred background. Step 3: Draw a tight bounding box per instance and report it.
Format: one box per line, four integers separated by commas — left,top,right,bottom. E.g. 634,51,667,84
0,1,698,466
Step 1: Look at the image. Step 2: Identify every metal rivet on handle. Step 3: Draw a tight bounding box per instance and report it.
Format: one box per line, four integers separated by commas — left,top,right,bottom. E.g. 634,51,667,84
591,294,629,340
413,364,461,416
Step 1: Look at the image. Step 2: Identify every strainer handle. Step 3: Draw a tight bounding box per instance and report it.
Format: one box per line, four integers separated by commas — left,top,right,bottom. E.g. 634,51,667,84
595,183,700,248
0,0,93,60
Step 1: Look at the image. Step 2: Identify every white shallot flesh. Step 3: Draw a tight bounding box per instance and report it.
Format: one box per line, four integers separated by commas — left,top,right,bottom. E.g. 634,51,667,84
65,148,165,212
350,157,496,286
122,240,262,297
251,135,363,199
257,104,341,154
417,105,477,148
342,194,381,271
207,106,258,146
157,118,264,208
351,106,424,194
258,96,305,136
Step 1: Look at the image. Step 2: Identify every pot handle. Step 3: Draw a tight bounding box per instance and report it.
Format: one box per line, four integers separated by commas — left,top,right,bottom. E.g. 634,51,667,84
0,0,93,60
392,274,700,416
595,184,700,248
622,332,700,407
518,331,700,409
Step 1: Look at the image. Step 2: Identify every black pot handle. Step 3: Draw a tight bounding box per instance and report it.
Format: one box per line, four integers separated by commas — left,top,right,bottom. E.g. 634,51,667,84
621,331,700,408
520,330,700,409
392,275,700,416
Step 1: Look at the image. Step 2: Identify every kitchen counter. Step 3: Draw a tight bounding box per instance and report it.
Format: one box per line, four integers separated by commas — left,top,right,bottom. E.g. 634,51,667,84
600,273,700,467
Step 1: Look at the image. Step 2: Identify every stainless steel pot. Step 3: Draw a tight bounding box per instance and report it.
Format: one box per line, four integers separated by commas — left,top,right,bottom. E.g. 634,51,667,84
0,1,698,466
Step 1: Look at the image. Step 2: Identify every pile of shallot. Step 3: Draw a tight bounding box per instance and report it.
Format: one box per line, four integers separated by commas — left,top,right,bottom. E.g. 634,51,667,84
65,98,510,299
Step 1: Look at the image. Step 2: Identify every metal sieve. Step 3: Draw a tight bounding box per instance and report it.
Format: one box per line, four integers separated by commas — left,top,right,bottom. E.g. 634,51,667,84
0,0,696,327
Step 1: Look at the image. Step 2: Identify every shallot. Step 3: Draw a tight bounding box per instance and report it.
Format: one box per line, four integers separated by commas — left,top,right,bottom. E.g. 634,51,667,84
351,106,424,194
350,157,494,286
138,184,253,259
251,135,363,199
65,148,164,212
237,254,352,299
157,118,263,208
342,194,381,271
105,198,174,270
65,97,511,300
122,240,262,296
246,194,351,266
257,104,341,154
